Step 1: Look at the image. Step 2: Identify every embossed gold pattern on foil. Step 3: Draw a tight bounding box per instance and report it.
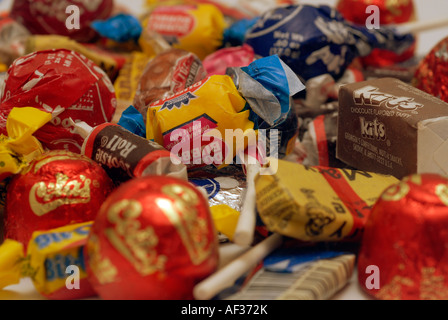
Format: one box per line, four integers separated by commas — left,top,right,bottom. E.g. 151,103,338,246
376,275,415,300
435,184,448,207
105,199,167,276
160,184,212,266
29,173,93,216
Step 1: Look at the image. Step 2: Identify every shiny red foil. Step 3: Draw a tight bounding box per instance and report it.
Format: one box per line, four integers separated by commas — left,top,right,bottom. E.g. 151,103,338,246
337,0,416,67
413,37,448,103
10,0,113,42
358,174,448,300
4,150,115,246
85,175,219,300
0,49,116,153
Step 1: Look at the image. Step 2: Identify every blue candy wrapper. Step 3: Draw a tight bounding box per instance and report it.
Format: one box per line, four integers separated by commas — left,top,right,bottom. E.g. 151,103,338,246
117,105,146,137
227,55,305,128
91,14,142,42
223,17,260,46
245,5,415,81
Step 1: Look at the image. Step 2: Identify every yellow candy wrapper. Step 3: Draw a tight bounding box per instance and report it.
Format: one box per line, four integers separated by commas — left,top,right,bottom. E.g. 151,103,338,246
147,74,254,169
140,3,226,60
0,221,95,300
0,107,51,181
112,51,152,123
210,204,240,241
255,159,399,242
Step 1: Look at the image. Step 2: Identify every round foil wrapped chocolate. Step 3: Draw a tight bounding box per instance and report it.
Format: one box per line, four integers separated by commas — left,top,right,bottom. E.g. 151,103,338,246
0,49,116,153
413,37,448,103
336,0,416,67
10,0,113,43
4,150,115,246
85,175,219,300
358,174,448,300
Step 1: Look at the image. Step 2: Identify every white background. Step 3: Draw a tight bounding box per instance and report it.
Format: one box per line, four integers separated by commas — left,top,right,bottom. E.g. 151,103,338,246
0,0,447,300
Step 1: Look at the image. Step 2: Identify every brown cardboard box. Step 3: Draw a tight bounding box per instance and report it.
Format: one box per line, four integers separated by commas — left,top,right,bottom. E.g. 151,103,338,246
337,77,448,179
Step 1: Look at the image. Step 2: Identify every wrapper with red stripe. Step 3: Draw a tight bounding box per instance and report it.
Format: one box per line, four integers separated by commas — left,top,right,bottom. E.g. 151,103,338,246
85,175,219,300
358,174,448,300
0,49,117,153
81,123,188,185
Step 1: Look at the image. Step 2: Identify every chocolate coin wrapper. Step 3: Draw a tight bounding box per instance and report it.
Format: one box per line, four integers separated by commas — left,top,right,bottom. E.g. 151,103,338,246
80,122,188,185
337,77,448,179
255,159,399,242
0,221,95,300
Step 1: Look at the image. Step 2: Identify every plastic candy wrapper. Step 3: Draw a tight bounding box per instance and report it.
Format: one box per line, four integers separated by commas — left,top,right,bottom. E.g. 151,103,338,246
10,0,114,43
223,18,259,47
91,14,143,43
134,48,207,122
85,175,219,300
0,16,30,66
0,49,117,153
203,44,255,77
25,35,128,81
358,174,448,300
113,51,152,123
244,5,415,81
0,107,51,181
146,55,305,170
0,221,96,300
4,150,115,246
77,122,188,185
140,4,227,60
255,158,399,242
116,105,146,138
336,0,416,67
413,36,448,103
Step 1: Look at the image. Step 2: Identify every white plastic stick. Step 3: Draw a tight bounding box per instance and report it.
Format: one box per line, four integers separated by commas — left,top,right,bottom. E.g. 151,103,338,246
232,155,261,246
395,17,448,35
193,233,283,300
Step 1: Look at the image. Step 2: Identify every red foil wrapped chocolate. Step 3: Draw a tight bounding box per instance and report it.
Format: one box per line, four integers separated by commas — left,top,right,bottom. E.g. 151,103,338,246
358,174,448,300
0,49,117,153
413,36,448,103
10,0,113,43
336,0,416,67
85,175,219,300
4,150,115,246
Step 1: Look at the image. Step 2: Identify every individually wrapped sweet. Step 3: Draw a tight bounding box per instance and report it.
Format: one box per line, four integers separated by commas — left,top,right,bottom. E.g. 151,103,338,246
139,3,227,60
10,0,114,43
91,14,143,43
4,150,115,246
77,122,188,185
146,55,304,170
0,15,30,66
336,0,416,67
244,4,415,81
358,174,448,300
255,158,399,242
0,49,117,153
133,48,207,122
0,221,96,300
203,44,255,77
85,175,219,300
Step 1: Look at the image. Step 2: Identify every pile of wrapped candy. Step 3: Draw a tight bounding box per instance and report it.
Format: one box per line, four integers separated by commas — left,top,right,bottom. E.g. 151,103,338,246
1,0,448,301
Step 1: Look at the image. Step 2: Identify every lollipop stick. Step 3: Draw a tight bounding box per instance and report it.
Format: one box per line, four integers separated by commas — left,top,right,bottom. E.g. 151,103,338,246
395,18,448,35
232,154,261,247
193,233,283,300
